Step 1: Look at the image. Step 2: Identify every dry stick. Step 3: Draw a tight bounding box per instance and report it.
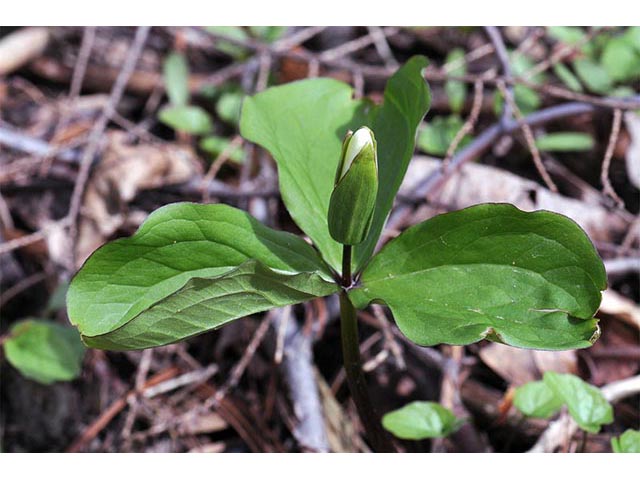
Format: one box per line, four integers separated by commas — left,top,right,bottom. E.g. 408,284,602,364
121,349,154,442
411,101,597,199
0,218,70,257
272,307,330,452
484,26,513,123
66,26,151,246
443,79,484,169
0,272,46,307
497,80,559,192
529,375,640,453
600,109,625,208
367,26,398,69
201,134,244,202
66,366,180,453
208,317,272,407
525,26,606,78
319,27,400,62
274,305,292,365
272,26,327,52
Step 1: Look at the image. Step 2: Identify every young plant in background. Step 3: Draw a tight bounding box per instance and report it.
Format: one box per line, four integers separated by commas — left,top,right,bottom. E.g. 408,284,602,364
611,429,640,453
67,56,607,452
514,372,613,434
382,401,464,441
2,319,85,385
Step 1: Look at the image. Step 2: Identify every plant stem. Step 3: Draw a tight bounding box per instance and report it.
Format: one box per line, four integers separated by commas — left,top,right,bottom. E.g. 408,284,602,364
340,245,395,452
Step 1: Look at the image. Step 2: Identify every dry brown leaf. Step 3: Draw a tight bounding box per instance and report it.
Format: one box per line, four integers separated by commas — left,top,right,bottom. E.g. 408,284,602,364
479,343,577,386
76,131,200,265
0,27,49,76
401,156,630,243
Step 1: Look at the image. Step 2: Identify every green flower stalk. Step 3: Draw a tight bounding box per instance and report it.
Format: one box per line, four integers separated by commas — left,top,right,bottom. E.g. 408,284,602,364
328,127,378,246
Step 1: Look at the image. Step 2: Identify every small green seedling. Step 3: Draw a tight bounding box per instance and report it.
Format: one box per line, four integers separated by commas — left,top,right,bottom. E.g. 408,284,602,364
67,57,607,451
159,51,244,164
514,372,613,434
2,319,85,385
382,401,464,441
611,429,640,453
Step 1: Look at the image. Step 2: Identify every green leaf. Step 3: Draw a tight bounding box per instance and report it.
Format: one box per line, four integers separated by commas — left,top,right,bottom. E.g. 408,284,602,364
553,63,584,92
249,26,286,43
199,135,244,164
216,91,244,126
444,48,467,113
206,26,250,58
382,401,464,440
4,319,85,384
548,27,586,47
355,56,431,270
573,58,613,94
543,372,613,433
601,37,640,83
240,78,365,270
350,204,607,350
611,429,640,453
159,105,212,135
624,27,640,55
241,57,430,272
535,132,594,152
513,380,564,419
416,115,471,156
67,203,338,350
163,52,190,106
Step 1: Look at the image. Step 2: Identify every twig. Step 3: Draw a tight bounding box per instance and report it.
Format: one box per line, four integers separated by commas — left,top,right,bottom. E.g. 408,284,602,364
497,80,558,192
66,26,151,243
319,27,399,62
443,79,484,168
143,364,219,399
0,272,46,307
208,317,271,406
604,257,640,276
484,26,513,123
528,375,640,453
274,305,292,364
0,218,69,257
367,26,398,69
411,95,595,199
600,109,624,208
272,307,330,452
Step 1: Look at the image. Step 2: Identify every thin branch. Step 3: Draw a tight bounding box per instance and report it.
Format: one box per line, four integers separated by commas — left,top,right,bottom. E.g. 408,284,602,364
600,108,624,208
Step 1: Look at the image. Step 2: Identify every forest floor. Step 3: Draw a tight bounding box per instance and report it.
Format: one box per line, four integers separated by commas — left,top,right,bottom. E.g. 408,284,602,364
0,26,638,453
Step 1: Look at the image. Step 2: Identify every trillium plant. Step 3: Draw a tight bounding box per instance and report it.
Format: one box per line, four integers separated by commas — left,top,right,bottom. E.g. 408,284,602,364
67,57,607,452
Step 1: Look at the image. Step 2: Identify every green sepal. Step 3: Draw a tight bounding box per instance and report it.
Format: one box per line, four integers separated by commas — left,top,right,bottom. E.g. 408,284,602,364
328,142,378,245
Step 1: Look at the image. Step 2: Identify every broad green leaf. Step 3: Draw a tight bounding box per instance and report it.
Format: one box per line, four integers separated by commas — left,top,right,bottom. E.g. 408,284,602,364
611,429,640,453
553,63,583,92
355,56,431,271
601,37,640,83
67,203,337,349
80,261,337,350
444,48,467,113
163,52,190,106
624,27,640,55
350,204,607,350
240,78,365,270
573,58,613,94
159,105,212,135
416,115,471,156
200,135,244,164
241,57,430,272
513,380,564,419
4,319,85,384
216,91,244,126
543,372,613,433
382,401,464,440
535,132,594,152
